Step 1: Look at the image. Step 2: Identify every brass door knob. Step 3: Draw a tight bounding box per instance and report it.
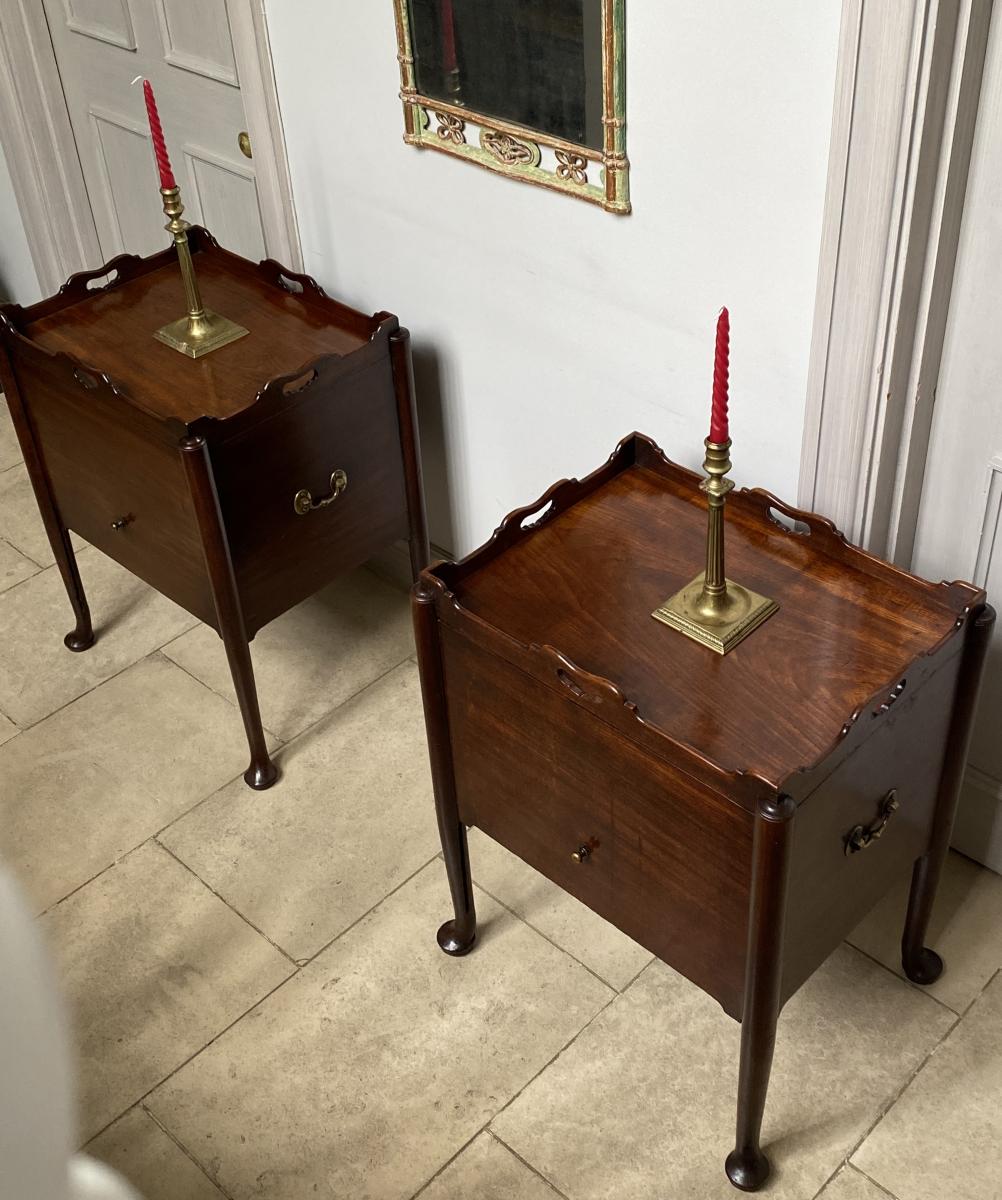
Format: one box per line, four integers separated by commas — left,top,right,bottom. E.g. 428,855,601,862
571,845,591,864
238,131,252,159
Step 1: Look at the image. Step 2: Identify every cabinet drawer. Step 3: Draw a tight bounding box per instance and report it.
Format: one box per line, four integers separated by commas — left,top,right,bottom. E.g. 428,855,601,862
19,353,215,625
211,352,408,633
781,647,963,1002
442,625,753,1017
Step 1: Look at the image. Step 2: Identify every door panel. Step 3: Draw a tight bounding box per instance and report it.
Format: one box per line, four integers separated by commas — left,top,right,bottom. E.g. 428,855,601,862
42,0,267,266
62,0,137,49
154,0,239,85
912,14,1002,870
89,106,168,256
183,145,266,262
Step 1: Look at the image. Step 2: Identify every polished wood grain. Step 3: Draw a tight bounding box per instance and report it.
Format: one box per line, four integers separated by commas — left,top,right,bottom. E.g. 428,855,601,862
11,337,215,625
211,336,409,635
440,434,977,790
0,234,429,790
17,231,378,425
443,621,753,1015
414,432,989,1191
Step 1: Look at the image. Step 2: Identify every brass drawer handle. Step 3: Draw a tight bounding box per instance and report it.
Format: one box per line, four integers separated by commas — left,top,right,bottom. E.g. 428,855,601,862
110,515,133,531
844,789,899,856
294,469,348,516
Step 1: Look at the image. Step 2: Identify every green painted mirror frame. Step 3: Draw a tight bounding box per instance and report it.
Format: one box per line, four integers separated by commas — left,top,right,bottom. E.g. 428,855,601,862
392,1,629,215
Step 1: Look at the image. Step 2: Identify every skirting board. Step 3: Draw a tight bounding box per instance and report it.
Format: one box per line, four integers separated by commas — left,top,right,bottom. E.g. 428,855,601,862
952,765,1002,875
367,539,452,593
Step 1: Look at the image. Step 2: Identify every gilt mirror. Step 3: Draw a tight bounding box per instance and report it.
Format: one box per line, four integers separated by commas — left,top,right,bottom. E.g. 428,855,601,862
393,0,629,214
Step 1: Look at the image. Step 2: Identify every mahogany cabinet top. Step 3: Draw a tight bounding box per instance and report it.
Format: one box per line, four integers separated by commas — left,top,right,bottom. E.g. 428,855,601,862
2,230,389,427
431,435,982,790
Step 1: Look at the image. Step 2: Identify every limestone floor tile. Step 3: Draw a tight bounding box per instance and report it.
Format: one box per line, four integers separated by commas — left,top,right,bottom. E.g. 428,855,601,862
849,850,1002,1014
162,661,440,961
0,462,84,567
853,971,1002,1200
0,536,38,592
1,655,271,914
148,862,613,1200
84,1107,225,1200
423,1133,563,1200
817,1165,896,1200
0,709,17,746
162,567,414,740
493,946,953,1200
41,841,293,1143
469,829,653,991
0,547,198,726
0,397,22,470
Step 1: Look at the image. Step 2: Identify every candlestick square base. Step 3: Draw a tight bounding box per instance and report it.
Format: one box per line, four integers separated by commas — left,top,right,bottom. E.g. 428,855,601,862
652,572,778,655
154,310,249,359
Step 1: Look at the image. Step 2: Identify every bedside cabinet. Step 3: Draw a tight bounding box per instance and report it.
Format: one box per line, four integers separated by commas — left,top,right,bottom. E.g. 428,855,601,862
412,433,992,1191
0,229,428,789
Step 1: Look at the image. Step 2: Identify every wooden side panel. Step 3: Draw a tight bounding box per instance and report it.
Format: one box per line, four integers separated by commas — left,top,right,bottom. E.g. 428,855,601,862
781,646,963,1002
442,625,754,1017
212,351,409,633
10,346,215,625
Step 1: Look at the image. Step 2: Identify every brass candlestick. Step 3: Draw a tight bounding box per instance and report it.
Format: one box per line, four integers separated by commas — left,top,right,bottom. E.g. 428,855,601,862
154,186,248,358
652,438,778,654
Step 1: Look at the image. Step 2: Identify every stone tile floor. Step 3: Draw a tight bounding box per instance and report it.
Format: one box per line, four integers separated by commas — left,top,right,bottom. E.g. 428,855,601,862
2,398,1001,1199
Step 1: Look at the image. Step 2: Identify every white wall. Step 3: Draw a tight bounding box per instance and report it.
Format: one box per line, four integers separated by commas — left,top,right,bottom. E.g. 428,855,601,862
0,140,40,305
267,2,841,555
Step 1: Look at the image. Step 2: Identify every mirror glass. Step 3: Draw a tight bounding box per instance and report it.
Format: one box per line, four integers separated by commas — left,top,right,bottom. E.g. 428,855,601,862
408,0,605,151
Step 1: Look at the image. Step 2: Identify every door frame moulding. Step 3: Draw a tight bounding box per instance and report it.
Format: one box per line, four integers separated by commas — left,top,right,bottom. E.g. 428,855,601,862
0,0,302,296
0,1,102,296
800,0,993,565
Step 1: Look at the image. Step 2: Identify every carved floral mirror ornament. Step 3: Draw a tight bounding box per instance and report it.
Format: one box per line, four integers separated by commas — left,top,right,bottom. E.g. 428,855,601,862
392,0,629,214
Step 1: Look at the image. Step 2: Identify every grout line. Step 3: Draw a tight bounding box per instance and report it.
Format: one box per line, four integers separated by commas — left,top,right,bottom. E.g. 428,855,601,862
298,851,443,967
471,880,621,995
0,529,45,576
489,1130,573,1199
160,636,413,751
86,852,446,1146
155,649,285,747
842,941,961,1016
834,1007,965,1181
850,1163,905,1199
82,965,299,1148
408,1125,492,1199
35,720,260,918
139,1104,238,1200
155,838,302,971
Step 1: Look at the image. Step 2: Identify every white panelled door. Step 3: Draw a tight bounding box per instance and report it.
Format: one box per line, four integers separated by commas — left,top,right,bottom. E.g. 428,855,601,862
911,16,1002,872
41,0,267,264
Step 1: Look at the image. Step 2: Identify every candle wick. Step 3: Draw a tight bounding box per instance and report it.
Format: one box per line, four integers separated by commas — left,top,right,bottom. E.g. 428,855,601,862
130,75,143,87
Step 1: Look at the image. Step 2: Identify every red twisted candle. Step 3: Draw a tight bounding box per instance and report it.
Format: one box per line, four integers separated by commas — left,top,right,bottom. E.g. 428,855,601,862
143,79,176,190
442,0,458,75
709,307,730,444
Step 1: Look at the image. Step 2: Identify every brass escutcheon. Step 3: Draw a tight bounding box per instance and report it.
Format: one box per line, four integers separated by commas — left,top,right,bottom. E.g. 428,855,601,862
294,469,348,516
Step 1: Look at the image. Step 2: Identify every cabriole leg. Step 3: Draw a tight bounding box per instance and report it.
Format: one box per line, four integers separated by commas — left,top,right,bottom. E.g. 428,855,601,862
902,603,995,983
0,355,93,650
413,578,476,955
180,435,277,791
389,327,430,581
726,794,796,1192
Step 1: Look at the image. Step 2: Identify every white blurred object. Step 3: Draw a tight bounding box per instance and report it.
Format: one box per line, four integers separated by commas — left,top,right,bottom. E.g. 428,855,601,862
0,868,142,1200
